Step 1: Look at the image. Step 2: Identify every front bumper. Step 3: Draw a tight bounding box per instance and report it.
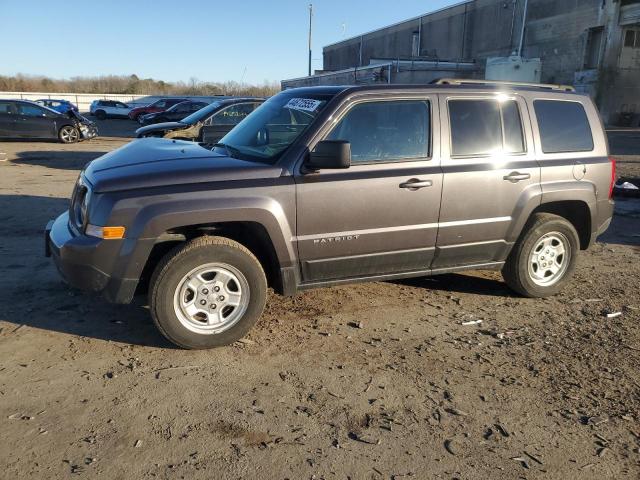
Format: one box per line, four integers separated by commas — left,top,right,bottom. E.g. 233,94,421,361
45,212,138,304
80,124,98,140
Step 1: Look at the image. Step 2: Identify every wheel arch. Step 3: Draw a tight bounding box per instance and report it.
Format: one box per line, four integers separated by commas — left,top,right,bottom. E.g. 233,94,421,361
122,195,296,296
138,221,285,295
531,200,592,250
506,181,596,251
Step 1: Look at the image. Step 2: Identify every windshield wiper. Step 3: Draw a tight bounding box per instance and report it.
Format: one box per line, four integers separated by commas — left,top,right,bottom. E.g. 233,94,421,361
212,142,242,159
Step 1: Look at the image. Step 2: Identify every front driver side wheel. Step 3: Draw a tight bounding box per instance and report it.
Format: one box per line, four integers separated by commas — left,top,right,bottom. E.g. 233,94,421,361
149,236,267,349
59,125,80,143
502,213,580,298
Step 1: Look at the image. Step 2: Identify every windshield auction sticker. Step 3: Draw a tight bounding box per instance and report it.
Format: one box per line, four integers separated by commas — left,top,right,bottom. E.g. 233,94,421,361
285,98,322,113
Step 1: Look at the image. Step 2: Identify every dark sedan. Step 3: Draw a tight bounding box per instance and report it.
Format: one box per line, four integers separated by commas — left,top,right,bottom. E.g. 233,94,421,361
0,100,97,143
138,100,210,126
135,98,264,143
128,98,188,122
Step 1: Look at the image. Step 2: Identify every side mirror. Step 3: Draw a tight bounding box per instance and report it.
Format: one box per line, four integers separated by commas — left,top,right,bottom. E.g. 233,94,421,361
308,140,351,170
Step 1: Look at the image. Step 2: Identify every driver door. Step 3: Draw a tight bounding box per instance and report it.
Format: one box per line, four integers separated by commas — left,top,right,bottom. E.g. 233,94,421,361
294,96,443,283
15,103,55,138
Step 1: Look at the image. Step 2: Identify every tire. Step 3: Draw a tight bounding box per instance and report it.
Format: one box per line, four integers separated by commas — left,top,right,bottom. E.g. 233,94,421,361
149,236,267,349
95,110,106,120
58,125,80,144
502,213,580,298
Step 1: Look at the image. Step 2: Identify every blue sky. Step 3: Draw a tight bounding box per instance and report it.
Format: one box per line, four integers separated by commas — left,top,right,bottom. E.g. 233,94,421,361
0,0,458,84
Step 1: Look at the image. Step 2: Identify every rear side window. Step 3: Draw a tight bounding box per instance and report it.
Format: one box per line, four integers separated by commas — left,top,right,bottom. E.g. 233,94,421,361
0,101,15,114
534,100,594,153
327,100,430,163
448,99,525,157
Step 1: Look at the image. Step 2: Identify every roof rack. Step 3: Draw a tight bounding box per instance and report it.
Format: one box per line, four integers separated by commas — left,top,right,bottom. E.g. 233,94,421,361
433,78,575,92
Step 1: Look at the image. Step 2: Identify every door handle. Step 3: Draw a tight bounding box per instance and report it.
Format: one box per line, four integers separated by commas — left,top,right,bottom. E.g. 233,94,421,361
503,171,531,183
399,178,433,190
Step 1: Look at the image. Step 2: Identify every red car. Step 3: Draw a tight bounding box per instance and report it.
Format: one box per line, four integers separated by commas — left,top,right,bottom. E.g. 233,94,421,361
128,98,188,122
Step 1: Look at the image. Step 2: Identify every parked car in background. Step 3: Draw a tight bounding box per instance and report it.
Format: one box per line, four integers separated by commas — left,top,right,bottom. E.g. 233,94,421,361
35,99,79,114
90,100,133,120
128,98,188,122
136,98,264,143
138,100,209,126
0,99,97,143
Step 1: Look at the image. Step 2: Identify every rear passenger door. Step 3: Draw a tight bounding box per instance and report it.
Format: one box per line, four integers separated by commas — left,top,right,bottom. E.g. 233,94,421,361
295,96,443,283
15,103,56,138
434,94,540,269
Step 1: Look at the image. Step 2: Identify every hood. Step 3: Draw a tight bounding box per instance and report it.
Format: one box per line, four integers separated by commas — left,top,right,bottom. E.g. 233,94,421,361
84,138,283,193
67,110,93,125
135,121,186,135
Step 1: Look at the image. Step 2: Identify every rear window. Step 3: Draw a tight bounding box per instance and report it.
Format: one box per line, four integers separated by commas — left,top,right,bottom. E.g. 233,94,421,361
448,99,525,157
534,100,594,153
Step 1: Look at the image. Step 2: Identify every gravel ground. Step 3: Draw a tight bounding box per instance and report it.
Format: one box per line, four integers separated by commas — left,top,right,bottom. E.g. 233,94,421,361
0,131,639,479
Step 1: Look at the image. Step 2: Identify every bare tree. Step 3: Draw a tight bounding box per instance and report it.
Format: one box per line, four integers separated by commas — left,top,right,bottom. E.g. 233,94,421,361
0,74,280,97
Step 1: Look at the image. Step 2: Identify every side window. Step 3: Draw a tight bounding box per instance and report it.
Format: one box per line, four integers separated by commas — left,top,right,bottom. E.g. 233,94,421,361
174,103,191,113
534,100,594,153
211,103,258,125
502,101,526,153
0,101,15,114
18,104,46,117
326,100,430,163
448,99,525,157
155,100,167,108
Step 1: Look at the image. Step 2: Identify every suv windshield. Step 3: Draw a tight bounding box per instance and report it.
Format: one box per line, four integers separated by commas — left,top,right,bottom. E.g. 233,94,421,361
214,92,333,163
180,101,223,124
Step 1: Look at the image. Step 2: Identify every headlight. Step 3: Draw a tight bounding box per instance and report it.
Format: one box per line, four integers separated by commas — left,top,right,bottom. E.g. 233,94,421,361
70,176,89,228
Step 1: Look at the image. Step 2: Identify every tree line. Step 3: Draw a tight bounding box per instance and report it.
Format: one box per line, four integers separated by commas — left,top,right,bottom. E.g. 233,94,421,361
0,74,280,97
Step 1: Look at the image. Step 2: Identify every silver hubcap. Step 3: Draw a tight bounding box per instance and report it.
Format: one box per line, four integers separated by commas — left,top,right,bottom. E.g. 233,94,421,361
173,263,249,334
61,127,78,142
527,232,570,286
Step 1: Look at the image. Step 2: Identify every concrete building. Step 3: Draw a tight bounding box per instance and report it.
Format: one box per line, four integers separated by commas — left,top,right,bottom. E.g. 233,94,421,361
282,0,640,125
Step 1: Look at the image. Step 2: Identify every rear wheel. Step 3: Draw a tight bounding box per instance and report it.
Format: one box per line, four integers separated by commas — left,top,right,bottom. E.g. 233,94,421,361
502,213,580,297
95,110,106,120
149,236,267,349
58,125,80,143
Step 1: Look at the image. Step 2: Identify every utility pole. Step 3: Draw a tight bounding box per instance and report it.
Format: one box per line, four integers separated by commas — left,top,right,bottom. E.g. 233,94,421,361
517,0,529,57
308,3,313,76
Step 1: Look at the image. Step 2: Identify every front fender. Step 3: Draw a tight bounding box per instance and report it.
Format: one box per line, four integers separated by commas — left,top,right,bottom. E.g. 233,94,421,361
134,195,296,267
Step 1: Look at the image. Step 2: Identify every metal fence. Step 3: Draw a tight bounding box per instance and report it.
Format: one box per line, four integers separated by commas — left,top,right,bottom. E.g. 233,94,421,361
0,91,229,113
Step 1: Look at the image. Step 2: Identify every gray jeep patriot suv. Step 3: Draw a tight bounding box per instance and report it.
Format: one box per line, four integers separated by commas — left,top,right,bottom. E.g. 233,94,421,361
46,79,615,349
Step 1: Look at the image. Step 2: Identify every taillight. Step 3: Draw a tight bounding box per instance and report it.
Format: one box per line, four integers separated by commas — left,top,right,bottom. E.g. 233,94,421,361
609,156,616,199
